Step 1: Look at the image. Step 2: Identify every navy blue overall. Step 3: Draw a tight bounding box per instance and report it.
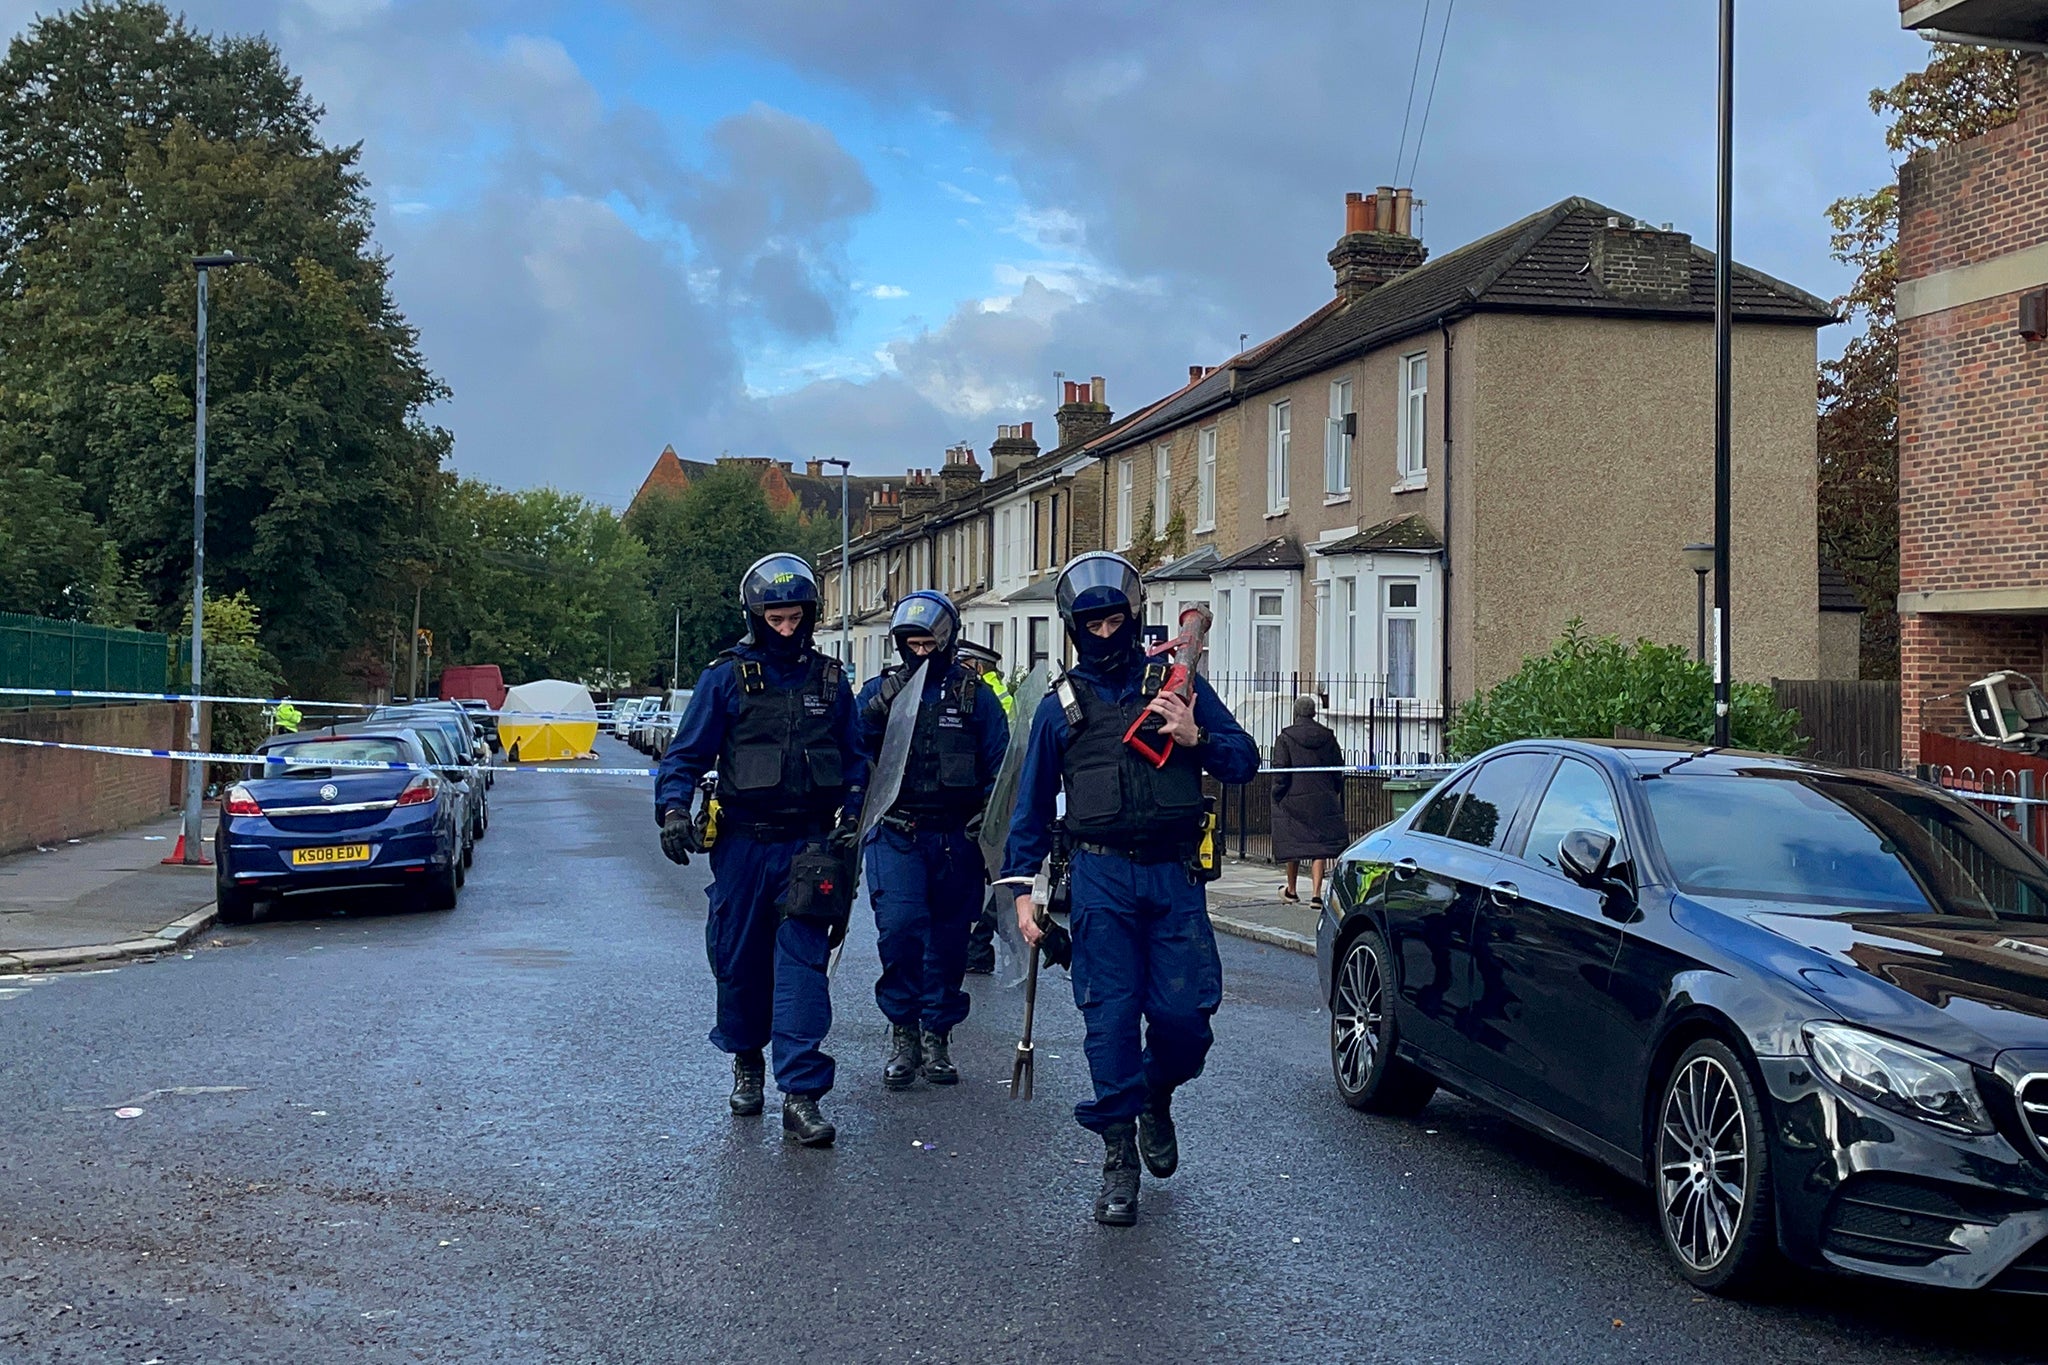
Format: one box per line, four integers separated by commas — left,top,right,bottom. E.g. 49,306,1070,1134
1002,657,1259,1132
656,641,865,1098
854,660,1009,1034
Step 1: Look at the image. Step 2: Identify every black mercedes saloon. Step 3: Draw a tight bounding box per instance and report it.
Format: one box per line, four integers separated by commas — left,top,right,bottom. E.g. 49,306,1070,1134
1315,740,2048,1295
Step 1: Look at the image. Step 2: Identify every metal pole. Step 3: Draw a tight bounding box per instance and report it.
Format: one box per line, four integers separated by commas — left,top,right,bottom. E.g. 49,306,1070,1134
181,267,209,863
1711,0,1735,746
408,583,421,700
672,609,680,686
840,462,851,667
1695,568,1709,664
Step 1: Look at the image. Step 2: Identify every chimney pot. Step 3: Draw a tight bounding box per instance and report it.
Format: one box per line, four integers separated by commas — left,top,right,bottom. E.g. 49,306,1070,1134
1090,376,1105,404
1021,421,1032,440
1190,364,1204,384
1376,185,1395,230
1344,191,1370,235
1393,187,1414,237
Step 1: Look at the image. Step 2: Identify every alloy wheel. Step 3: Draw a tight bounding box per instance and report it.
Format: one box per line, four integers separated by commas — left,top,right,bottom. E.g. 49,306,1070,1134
1657,1054,1750,1273
1332,938,1385,1094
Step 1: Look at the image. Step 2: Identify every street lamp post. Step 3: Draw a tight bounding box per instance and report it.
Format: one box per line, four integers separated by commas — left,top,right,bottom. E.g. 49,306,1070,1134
1684,543,1715,664
1711,0,1735,746
179,251,250,866
821,458,852,669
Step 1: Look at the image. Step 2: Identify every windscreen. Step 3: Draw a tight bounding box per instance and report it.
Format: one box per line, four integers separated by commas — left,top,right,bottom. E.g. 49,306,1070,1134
263,738,409,771
1642,771,2048,919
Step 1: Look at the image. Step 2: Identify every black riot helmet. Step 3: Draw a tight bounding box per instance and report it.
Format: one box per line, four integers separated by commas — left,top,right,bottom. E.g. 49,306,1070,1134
889,591,959,667
1056,551,1144,667
739,553,821,657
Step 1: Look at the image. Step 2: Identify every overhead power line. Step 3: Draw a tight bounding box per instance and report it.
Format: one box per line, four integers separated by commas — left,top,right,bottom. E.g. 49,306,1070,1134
1403,0,1458,189
1391,0,1433,186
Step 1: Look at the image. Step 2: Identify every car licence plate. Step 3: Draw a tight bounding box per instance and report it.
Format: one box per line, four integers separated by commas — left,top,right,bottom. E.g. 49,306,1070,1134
289,843,372,867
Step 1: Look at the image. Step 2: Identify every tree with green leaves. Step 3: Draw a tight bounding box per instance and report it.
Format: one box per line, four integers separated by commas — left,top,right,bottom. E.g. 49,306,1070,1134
1820,45,2022,679
411,479,657,690
0,1,447,689
1447,621,1801,759
627,467,833,686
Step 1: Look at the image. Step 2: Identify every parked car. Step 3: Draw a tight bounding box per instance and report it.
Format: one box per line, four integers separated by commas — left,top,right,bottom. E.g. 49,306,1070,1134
454,697,500,754
372,702,491,831
215,730,465,923
1318,740,2048,1296
645,688,693,756
625,696,662,750
609,696,652,739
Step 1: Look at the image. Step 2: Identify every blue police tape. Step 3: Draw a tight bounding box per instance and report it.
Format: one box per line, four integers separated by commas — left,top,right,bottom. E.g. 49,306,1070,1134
0,735,656,778
0,684,680,724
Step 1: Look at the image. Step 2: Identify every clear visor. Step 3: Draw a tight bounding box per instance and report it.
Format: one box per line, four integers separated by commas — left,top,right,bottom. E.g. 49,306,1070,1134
890,594,956,652
1057,554,1143,621
741,554,819,612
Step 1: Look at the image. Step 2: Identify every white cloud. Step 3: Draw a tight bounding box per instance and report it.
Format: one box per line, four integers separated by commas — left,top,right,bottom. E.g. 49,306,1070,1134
865,284,909,299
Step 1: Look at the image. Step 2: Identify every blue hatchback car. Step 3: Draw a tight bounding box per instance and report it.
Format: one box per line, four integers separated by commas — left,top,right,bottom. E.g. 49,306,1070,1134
213,729,466,923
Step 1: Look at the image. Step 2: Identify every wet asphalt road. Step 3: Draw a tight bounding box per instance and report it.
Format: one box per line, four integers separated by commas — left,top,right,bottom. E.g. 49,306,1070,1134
3,741,2045,1364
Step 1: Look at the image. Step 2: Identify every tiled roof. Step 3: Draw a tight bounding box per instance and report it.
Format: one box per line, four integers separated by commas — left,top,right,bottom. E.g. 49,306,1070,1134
1144,545,1221,582
1005,578,1059,604
1819,564,1864,613
1211,535,1305,572
1099,197,1835,454
1313,515,1443,556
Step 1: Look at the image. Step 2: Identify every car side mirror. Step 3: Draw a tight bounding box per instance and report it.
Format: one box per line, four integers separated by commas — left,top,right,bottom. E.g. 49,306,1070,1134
1558,829,1617,887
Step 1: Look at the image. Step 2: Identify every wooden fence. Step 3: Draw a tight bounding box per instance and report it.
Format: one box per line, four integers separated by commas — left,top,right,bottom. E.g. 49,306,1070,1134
1772,679,1901,771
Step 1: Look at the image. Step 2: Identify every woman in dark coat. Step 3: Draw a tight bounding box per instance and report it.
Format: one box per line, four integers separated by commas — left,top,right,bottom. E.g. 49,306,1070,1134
1270,696,1348,908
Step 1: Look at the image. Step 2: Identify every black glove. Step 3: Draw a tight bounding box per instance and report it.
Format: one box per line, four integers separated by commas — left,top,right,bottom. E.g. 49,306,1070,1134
1039,917,1073,970
828,812,861,861
862,666,908,726
660,810,693,866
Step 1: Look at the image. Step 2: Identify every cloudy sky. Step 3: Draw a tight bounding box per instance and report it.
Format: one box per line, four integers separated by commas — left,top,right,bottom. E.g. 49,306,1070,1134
1,0,1927,504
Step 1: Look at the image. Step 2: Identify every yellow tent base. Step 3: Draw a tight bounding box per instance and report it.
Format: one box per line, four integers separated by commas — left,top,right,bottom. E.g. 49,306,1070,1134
499,720,598,763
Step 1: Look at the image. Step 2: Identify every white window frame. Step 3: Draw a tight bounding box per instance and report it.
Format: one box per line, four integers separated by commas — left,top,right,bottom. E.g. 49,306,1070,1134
1153,443,1171,535
1397,352,1428,489
1252,588,1286,679
1325,377,1353,500
1116,457,1134,550
1212,589,1232,675
1267,400,1291,515
1313,577,1332,673
1196,427,1217,532
1383,577,1421,699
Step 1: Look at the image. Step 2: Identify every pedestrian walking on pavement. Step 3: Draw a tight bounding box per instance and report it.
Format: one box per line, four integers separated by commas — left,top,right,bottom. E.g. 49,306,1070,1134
1270,695,1348,909
654,553,867,1148
1003,552,1260,1227
854,592,1009,1090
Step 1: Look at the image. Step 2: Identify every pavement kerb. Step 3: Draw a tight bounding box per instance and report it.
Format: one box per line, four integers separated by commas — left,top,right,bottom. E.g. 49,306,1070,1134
1208,909,1315,956
0,902,218,974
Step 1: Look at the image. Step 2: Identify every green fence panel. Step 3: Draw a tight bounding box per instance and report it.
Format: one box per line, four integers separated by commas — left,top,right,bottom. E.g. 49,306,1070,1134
0,611,172,709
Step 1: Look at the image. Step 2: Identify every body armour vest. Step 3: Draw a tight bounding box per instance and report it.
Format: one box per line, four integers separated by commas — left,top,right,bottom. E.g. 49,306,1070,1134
1059,675,1205,850
891,663,981,821
717,652,846,821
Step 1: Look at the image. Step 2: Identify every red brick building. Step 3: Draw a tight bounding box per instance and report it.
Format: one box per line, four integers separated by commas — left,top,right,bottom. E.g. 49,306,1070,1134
1896,3,2048,762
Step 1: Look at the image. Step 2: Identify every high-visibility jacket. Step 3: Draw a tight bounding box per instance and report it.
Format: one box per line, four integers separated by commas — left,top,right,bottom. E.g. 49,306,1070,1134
274,701,302,733
981,669,1013,717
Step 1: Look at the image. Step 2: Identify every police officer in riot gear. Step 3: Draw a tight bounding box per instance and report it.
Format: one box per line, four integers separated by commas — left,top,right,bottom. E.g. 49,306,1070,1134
855,591,1008,1089
656,553,866,1147
956,638,1013,976
1002,551,1258,1225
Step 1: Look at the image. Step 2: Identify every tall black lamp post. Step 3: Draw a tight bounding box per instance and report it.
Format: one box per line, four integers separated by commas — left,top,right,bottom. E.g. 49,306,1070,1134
1710,0,1735,745
178,251,252,865
820,458,852,668
1684,543,1715,664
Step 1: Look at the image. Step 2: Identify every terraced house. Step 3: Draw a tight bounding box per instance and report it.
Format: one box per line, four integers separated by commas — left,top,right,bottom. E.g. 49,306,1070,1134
821,187,1839,761
1086,188,1837,757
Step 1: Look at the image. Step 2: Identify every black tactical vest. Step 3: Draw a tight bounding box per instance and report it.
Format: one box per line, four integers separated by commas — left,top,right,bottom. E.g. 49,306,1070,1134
1059,674,1205,850
893,663,982,820
717,652,846,821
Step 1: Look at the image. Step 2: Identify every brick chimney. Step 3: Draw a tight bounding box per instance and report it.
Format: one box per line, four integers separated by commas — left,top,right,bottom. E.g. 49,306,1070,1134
866,485,900,534
989,421,1040,477
900,468,941,518
804,458,825,478
1588,217,1695,305
1328,188,1427,303
939,443,984,501
1055,376,1112,449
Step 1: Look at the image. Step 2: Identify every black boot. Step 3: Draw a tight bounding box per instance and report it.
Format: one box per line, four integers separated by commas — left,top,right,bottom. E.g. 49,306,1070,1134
781,1094,837,1147
963,942,996,975
1094,1122,1141,1226
920,1028,959,1085
884,1024,922,1090
1138,1088,1179,1178
729,1049,765,1117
